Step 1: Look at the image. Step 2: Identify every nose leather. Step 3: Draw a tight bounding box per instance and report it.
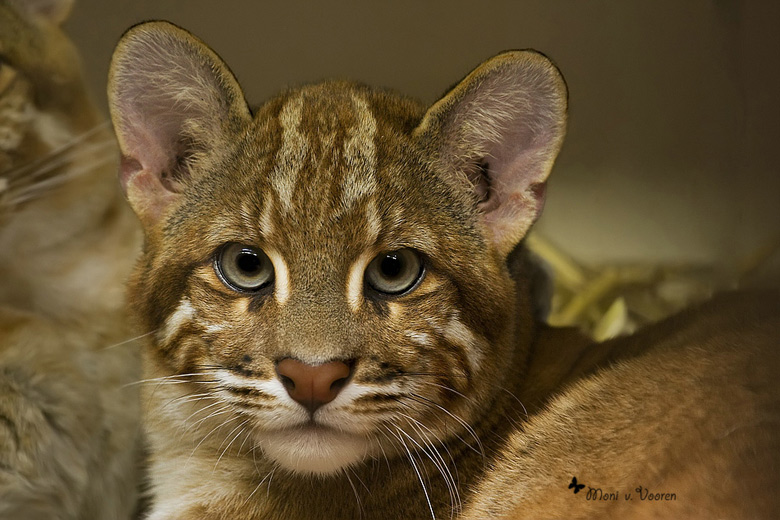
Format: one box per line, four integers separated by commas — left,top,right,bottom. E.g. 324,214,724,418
275,358,352,414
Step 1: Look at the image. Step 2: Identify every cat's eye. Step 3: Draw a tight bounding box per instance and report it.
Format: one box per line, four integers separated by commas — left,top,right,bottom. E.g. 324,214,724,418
215,243,274,292
365,249,424,295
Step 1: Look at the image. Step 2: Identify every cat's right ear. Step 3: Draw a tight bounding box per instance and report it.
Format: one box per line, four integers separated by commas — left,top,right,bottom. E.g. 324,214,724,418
107,21,251,228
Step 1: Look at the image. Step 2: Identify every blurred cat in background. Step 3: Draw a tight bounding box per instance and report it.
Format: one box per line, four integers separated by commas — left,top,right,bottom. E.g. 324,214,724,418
0,0,142,518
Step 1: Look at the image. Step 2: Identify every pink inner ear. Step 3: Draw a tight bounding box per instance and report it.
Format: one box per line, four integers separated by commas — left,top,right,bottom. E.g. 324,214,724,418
118,156,142,194
474,119,556,249
108,22,253,227
117,112,182,222
120,160,178,225
421,52,566,256
428,56,565,255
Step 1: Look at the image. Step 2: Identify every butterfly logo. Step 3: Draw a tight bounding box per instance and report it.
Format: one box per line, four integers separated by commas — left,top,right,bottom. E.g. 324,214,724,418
568,476,585,494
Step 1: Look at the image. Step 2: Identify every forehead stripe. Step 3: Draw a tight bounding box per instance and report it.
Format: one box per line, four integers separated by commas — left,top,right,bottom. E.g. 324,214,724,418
340,93,378,211
271,96,308,213
259,193,275,237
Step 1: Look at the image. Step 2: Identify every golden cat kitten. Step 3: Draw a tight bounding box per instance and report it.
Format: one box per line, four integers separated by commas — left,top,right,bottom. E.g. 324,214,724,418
0,0,142,518
107,21,779,519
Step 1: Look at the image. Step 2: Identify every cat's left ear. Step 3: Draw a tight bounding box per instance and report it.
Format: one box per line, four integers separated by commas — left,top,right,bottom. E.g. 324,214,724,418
107,21,251,229
415,51,567,257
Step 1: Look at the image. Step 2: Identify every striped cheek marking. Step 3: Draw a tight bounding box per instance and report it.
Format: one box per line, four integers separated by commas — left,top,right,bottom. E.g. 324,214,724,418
265,248,290,306
346,250,375,312
215,370,286,398
159,298,195,344
406,331,433,346
443,317,485,373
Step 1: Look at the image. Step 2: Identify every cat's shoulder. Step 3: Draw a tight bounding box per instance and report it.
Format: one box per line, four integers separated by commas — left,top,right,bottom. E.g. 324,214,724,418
466,290,780,519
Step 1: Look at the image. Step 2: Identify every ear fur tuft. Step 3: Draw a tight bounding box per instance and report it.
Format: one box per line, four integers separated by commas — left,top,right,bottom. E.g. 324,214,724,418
416,50,568,256
107,21,251,227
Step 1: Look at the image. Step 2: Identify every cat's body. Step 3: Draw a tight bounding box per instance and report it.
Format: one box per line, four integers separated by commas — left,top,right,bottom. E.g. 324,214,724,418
0,0,142,518
466,290,780,519
107,21,780,519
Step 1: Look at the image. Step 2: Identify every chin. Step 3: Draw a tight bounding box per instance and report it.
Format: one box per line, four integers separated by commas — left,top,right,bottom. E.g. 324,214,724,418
258,426,371,475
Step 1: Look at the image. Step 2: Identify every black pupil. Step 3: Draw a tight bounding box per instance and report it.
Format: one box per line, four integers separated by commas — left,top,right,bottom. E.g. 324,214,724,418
236,251,262,274
380,254,403,279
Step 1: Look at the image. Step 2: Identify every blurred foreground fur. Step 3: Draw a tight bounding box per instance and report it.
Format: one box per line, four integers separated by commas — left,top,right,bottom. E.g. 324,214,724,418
0,0,142,518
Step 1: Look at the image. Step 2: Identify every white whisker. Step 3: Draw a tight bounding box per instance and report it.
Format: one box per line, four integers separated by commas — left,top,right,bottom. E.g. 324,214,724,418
102,330,157,350
187,414,234,467
3,121,112,180
399,413,461,517
122,372,211,388
177,400,227,437
408,393,484,458
236,420,255,457
5,151,116,205
500,386,529,418
342,468,364,519
373,431,393,473
386,425,435,520
12,139,116,184
243,465,276,506
214,418,251,471
161,392,213,413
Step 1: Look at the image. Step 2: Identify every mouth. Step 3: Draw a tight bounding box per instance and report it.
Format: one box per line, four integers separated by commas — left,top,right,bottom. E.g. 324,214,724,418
298,419,332,432
258,421,371,475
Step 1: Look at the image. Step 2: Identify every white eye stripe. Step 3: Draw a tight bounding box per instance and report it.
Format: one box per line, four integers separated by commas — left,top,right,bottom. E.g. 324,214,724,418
346,249,375,312
203,323,226,334
263,248,290,305
239,200,258,235
364,199,381,244
258,193,275,237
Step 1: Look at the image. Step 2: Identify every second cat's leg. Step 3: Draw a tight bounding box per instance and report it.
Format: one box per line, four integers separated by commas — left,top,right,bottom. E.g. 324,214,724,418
0,307,101,520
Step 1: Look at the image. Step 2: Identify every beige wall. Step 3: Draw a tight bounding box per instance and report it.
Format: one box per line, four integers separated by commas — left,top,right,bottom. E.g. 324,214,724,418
65,0,779,267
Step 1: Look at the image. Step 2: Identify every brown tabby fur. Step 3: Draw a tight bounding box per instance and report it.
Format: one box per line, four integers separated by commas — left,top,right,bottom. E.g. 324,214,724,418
0,0,142,518
108,21,780,519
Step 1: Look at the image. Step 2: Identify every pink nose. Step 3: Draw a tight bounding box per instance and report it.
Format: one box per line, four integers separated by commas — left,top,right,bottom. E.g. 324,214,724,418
275,358,352,414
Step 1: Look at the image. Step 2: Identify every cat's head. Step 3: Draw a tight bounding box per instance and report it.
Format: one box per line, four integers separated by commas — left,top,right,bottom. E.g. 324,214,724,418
108,21,566,475
0,0,117,241
0,0,100,178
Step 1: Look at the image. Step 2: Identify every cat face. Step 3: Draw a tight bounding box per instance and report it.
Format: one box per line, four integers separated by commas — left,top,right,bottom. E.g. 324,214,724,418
132,83,519,474
109,22,566,475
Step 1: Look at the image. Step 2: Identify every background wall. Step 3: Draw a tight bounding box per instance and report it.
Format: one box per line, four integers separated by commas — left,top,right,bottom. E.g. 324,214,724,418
65,0,780,271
